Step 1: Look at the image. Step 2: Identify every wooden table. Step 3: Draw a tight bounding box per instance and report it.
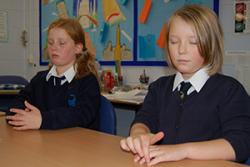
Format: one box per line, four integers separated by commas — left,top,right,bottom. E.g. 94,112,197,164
0,116,247,167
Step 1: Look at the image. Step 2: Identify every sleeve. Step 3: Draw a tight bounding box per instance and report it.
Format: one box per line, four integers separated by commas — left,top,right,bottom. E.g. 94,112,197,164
40,74,100,130
7,72,42,115
219,80,250,162
132,80,160,133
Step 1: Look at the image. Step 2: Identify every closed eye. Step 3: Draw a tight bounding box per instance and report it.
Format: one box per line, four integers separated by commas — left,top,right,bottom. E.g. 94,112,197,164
189,41,198,45
59,42,66,46
189,38,198,45
48,40,54,46
169,39,178,44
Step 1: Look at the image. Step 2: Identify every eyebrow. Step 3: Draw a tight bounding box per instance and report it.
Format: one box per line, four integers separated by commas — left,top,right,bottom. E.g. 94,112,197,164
169,35,197,39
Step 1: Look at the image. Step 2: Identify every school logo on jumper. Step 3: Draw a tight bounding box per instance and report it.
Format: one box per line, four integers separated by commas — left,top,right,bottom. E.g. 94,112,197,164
68,94,76,107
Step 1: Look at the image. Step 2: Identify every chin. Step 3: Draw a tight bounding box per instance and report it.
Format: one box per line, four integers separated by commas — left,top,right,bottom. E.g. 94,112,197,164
50,62,61,67
178,68,193,74
176,66,190,72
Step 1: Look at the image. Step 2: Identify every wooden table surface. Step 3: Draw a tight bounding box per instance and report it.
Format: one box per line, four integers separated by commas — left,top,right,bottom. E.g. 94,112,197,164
0,115,247,167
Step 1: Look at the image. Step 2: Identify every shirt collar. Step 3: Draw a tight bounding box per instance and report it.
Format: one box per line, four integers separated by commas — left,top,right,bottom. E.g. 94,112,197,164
173,67,210,93
46,65,76,84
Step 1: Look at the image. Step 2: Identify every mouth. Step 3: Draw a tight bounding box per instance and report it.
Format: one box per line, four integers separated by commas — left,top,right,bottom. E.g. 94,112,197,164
177,59,190,64
50,54,60,59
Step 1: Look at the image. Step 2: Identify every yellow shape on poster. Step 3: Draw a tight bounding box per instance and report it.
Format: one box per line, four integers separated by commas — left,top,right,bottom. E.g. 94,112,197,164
102,0,126,25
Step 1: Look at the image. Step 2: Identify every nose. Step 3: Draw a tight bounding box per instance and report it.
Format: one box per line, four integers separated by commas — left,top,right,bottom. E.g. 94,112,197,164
49,44,59,51
178,41,187,54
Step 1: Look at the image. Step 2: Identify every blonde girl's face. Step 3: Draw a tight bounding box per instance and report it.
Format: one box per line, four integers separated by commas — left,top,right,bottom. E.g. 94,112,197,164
168,16,205,79
47,28,82,70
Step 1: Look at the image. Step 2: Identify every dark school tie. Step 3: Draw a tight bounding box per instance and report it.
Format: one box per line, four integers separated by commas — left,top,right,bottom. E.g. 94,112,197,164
54,76,66,86
179,81,192,100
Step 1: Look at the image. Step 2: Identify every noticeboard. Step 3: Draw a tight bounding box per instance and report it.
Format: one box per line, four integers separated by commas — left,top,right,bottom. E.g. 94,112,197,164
40,0,219,66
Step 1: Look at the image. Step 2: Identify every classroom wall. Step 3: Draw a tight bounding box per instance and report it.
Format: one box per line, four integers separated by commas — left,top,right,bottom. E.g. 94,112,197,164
0,0,28,77
220,0,250,93
0,0,250,94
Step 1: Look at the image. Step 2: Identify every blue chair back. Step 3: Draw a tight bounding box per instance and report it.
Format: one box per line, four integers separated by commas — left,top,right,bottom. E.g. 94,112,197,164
0,75,29,86
99,95,116,135
246,158,250,165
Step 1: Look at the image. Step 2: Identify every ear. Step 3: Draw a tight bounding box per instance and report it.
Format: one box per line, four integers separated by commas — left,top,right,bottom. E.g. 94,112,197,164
75,43,83,54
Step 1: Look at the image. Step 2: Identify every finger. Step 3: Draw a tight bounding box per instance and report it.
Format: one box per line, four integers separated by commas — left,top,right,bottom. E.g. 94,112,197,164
150,132,164,145
24,101,36,111
13,125,29,131
134,154,141,162
5,116,13,120
120,139,130,151
149,148,162,159
8,120,25,127
9,108,26,115
6,114,24,121
139,157,146,165
141,139,150,163
148,154,165,166
149,146,160,152
133,138,143,157
126,137,136,154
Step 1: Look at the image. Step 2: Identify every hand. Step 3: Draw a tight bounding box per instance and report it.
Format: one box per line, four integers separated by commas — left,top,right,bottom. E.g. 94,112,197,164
148,144,188,166
6,101,42,130
120,132,164,164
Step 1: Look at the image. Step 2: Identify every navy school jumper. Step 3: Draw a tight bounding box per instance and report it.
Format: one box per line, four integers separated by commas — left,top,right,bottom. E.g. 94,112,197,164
8,70,100,130
133,73,250,162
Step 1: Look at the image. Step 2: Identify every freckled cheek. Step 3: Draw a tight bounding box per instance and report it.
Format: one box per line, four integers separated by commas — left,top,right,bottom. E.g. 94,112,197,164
47,48,54,57
168,49,178,60
59,48,71,55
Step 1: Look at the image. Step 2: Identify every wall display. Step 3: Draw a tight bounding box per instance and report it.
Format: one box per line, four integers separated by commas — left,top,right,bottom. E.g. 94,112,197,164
235,0,250,34
40,0,219,66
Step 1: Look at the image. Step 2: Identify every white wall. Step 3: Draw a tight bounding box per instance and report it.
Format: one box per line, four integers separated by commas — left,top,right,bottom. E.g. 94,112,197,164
219,0,250,94
1,0,249,94
0,0,27,77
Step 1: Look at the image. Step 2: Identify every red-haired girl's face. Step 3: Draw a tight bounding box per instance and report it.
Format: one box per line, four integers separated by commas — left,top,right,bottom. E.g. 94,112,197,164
47,28,82,70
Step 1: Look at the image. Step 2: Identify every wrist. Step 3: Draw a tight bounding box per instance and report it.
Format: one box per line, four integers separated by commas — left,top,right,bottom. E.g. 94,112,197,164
179,143,192,159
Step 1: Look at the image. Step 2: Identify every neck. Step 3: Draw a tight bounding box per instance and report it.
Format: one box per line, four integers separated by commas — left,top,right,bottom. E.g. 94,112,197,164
55,63,73,76
182,73,192,80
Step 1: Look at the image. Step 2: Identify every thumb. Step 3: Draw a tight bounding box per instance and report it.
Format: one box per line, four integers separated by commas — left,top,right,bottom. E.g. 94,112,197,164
150,132,164,145
24,101,36,111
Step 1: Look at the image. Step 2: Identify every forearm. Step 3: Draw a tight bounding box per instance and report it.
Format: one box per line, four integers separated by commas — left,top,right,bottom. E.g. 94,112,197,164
183,139,235,161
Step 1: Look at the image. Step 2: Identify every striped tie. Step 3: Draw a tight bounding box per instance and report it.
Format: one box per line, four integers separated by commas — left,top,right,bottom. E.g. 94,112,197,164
179,82,192,100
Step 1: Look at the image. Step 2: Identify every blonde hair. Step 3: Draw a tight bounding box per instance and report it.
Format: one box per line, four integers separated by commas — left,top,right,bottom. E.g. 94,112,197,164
165,5,224,75
48,18,98,79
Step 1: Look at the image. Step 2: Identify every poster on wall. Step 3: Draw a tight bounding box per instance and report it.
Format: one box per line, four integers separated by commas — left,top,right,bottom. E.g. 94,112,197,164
40,0,133,65
235,0,250,34
40,0,218,66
